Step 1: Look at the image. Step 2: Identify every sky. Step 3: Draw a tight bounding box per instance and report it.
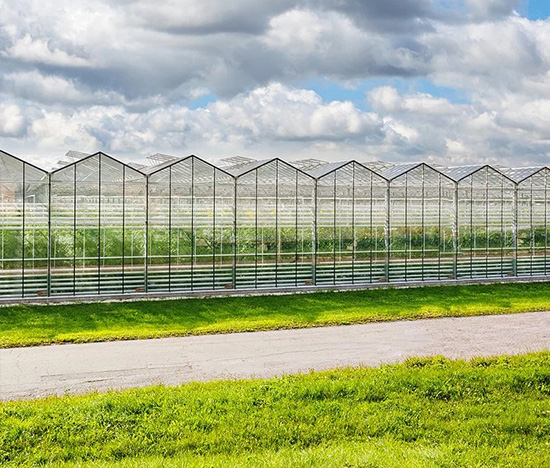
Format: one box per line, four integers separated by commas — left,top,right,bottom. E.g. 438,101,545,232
1,0,550,168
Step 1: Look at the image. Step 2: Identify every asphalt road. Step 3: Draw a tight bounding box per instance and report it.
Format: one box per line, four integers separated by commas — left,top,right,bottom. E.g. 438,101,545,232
2,311,550,401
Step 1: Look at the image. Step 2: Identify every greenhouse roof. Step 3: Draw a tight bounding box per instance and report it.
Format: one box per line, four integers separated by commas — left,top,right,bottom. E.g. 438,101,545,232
362,160,395,172
440,165,487,182
2,148,550,186
378,162,423,180
292,159,327,171
141,156,188,174
306,161,351,178
218,156,255,168
224,158,273,176
501,166,548,183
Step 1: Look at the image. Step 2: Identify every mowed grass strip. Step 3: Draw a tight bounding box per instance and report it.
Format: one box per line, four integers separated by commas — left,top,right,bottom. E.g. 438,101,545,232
3,281,550,347
1,352,550,467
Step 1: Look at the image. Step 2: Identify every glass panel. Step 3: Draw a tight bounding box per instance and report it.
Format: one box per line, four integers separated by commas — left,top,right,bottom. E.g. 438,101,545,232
192,159,215,290
457,167,515,279
388,165,456,282
23,165,49,296
235,170,256,288
517,169,549,276
98,156,124,294
147,168,170,292
388,172,406,281
0,153,24,297
213,169,234,289
123,166,146,292
50,165,75,295
75,156,100,294
316,172,335,285
334,165,353,285
297,172,315,286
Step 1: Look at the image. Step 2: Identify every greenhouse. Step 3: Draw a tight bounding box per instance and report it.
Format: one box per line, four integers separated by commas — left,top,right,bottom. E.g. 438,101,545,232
1,148,550,299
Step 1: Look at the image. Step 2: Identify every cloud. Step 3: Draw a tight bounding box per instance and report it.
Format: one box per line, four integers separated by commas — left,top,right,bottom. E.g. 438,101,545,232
262,9,426,78
368,86,466,116
125,0,295,34
0,103,26,137
2,71,87,104
0,0,437,101
2,34,91,67
9,83,383,165
0,0,550,168
464,0,521,21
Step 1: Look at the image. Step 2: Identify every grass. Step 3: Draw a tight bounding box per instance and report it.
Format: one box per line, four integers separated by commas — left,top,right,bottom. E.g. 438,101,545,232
3,281,550,348
1,352,550,467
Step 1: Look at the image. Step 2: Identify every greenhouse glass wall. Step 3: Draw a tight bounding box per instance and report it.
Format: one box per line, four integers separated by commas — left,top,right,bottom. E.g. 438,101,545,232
383,163,456,282
49,153,147,296
444,166,516,279
1,148,550,299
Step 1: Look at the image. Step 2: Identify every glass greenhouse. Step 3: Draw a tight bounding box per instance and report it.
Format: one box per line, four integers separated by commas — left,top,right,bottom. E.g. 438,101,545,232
1,149,549,299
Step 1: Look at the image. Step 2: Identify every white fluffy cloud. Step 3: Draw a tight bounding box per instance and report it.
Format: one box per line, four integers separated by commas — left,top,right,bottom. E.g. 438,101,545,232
1,0,550,167
0,103,26,137
18,83,384,167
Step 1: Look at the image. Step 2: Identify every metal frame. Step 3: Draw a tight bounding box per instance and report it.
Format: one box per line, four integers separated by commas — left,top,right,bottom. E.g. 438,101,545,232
1,149,550,299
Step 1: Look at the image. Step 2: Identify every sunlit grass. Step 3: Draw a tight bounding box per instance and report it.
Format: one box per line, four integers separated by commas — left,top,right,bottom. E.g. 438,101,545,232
1,352,550,467
2,281,550,348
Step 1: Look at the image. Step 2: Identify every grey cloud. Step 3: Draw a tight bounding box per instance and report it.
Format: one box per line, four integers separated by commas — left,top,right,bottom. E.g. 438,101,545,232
0,0,448,103
124,0,296,35
311,0,439,33
465,0,521,21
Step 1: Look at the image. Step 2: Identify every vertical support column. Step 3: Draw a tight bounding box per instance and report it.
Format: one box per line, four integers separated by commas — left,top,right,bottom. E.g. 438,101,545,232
384,181,390,281
484,169,489,278
97,155,102,294
332,172,337,285
369,173,373,282
72,165,77,295
502,177,507,277
512,184,518,277
532,177,536,276
545,173,548,275
21,164,25,297
275,161,279,288
47,173,52,297
144,177,149,293
421,167,426,281
404,174,409,281
312,181,317,285
351,164,356,284
437,174,442,280
232,178,237,289
452,183,459,280
254,171,258,288
294,171,298,287
212,168,216,290
403,172,412,281
190,158,195,291
168,166,172,292
122,166,126,294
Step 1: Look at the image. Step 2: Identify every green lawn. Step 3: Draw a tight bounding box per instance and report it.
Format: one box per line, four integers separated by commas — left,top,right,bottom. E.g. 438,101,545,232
2,281,550,348
2,352,550,467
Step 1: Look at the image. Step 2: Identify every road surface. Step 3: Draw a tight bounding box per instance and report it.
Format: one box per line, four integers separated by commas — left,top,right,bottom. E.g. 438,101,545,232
1,311,549,400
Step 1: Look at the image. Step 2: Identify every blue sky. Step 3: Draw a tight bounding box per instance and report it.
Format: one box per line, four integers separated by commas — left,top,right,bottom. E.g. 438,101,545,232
297,78,471,110
524,0,550,19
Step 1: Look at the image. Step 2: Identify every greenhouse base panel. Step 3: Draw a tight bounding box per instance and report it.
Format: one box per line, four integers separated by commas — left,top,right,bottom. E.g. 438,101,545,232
0,274,549,306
